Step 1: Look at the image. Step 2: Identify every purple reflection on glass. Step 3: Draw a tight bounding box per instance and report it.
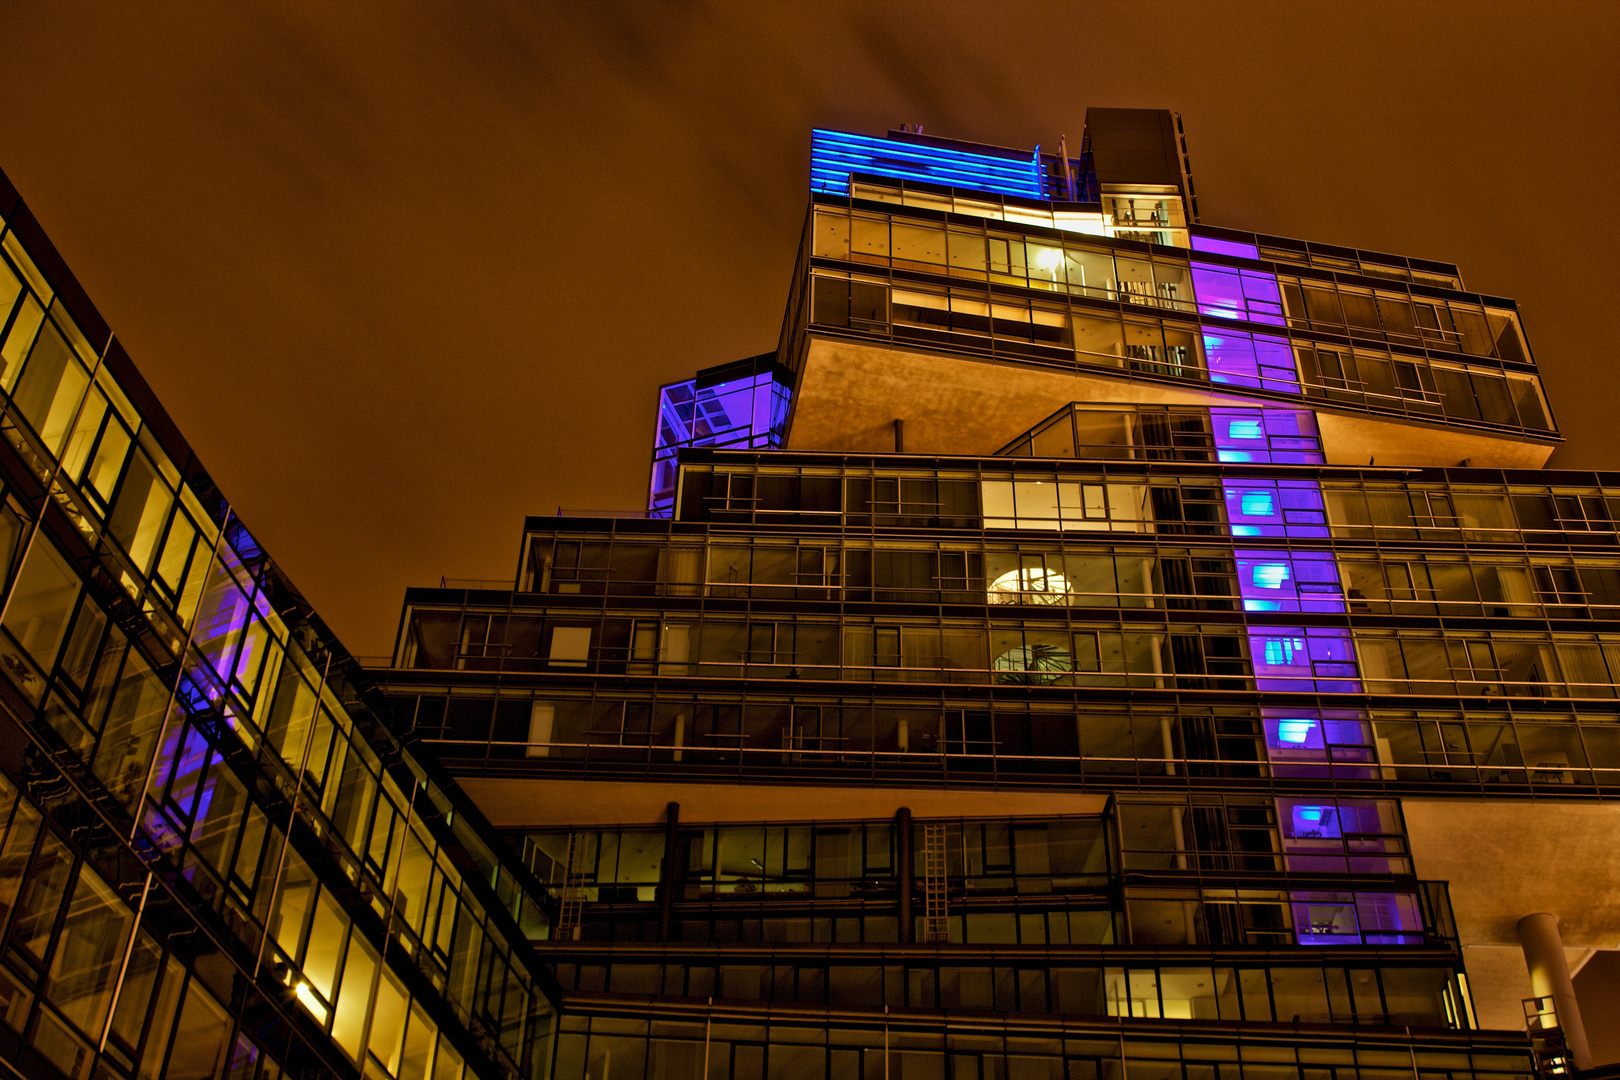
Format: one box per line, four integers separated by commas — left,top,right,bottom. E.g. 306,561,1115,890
1289,892,1422,946
224,516,265,569
1191,263,1286,326
1223,479,1328,538
178,652,227,713
192,579,252,683
1262,708,1377,779
140,802,186,857
1249,627,1360,692
1277,797,1399,872
166,725,214,820
1235,551,1343,613
1290,892,1360,945
1191,235,1260,260
1356,893,1426,945
648,371,791,517
1209,409,1322,464
1202,332,1300,394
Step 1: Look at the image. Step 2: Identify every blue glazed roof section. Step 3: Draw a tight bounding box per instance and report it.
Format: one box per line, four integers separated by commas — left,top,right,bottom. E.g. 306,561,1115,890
810,128,1046,199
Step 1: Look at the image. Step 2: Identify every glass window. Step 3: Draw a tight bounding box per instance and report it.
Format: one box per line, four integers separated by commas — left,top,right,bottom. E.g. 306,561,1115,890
400,1001,438,1080
90,649,170,811
108,930,161,1055
139,954,187,1080
2,538,82,678
108,451,175,573
368,968,410,1075
890,222,946,269
0,294,45,392
12,832,72,958
332,933,379,1060
46,862,133,1035
163,979,231,1080
811,211,849,260
11,318,90,454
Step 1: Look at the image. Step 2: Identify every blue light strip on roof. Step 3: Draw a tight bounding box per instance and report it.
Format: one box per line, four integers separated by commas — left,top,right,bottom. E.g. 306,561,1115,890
810,129,1046,199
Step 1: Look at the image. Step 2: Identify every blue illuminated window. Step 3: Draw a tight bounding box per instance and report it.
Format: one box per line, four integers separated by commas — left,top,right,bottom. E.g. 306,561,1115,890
1293,804,1335,832
1210,408,1323,464
1263,637,1303,665
1239,491,1276,517
1224,481,1330,539
1276,718,1316,744
1251,563,1290,589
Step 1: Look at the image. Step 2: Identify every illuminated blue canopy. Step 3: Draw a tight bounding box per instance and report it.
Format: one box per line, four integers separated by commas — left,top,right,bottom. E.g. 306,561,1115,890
810,128,1047,199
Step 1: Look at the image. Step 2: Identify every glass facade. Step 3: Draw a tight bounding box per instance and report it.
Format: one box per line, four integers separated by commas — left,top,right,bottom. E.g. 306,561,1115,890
647,359,791,518
0,168,559,1077
370,115,1600,1077
5,110,1588,1078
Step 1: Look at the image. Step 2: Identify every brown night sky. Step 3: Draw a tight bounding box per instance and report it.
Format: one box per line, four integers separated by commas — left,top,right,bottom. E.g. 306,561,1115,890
0,1,1615,657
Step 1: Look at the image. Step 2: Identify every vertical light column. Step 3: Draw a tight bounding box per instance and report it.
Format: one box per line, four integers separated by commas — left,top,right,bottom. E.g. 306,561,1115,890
1518,912,1591,1070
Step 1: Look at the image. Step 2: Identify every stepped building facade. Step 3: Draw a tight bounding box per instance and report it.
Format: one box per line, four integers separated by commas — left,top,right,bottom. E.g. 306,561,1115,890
383,110,1620,1078
0,107,1614,1080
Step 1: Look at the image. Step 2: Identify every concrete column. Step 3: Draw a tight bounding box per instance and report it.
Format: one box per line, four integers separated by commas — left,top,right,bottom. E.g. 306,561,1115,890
1517,912,1591,1070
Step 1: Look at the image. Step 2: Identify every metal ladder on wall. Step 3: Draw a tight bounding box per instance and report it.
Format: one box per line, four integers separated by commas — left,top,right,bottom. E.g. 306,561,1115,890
1523,995,1573,1077
555,833,585,942
922,823,949,944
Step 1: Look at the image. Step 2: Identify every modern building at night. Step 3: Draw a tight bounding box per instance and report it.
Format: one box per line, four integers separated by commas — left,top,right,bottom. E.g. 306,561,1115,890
0,105,1614,1080
0,171,559,1078
379,109,1620,1078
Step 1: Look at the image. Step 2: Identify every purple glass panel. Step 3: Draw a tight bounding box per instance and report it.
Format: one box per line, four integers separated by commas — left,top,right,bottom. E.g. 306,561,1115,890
1191,263,1286,326
1263,708,1377,779
1223,479,1329,539
1235,550,1344,613
1277,798,1402,873
1250,627,1360,692
1289,892,1422,946
648,372,791,516
1224,479,1328,537
1190,235,1260,260
224,517,265,569
195,584,251,682
165,724,214,820
1276,796,1351,872
1202,332,1300,395
1290,892,1360,945
1210,409,1322,464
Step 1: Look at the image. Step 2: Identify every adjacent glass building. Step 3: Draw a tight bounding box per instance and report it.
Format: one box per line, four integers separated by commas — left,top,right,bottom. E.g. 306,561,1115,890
376,112,1614,1077
0,172,559,1077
